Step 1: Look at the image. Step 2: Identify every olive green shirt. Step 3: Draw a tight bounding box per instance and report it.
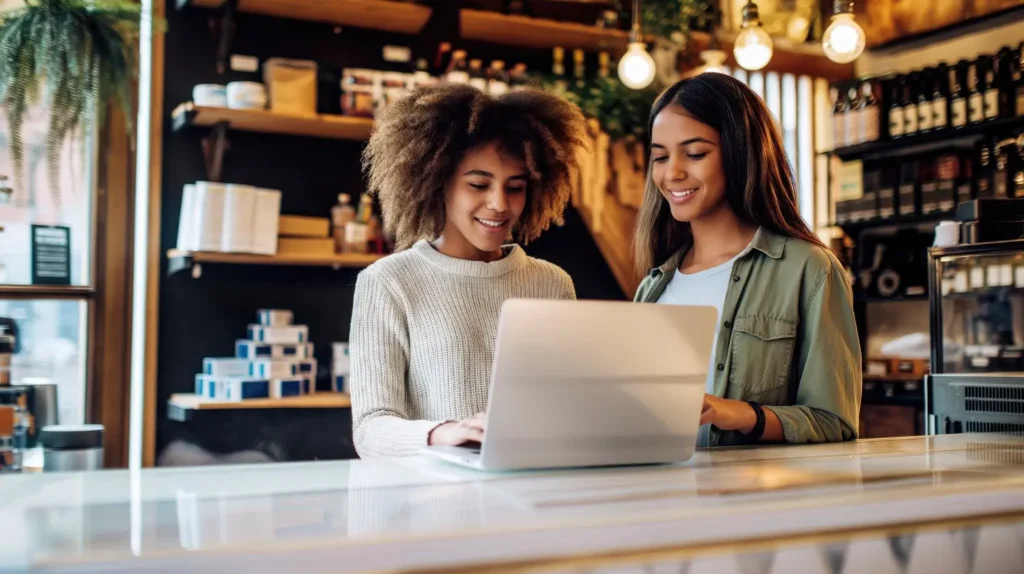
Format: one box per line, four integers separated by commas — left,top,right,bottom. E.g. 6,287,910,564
634,227,862,447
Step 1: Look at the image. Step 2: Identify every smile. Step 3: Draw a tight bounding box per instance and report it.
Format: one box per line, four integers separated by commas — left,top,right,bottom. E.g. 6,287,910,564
475,217,508,230
667,188,698,204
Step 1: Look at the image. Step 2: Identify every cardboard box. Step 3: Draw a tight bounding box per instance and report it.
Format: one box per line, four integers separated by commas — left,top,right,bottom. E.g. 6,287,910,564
247,325,309,344
277,237,334,256
278,215,329,238
235,340,314,359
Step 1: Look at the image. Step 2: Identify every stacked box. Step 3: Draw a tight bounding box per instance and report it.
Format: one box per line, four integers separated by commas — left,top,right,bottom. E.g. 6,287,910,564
332,343,350,393
192,309,320,402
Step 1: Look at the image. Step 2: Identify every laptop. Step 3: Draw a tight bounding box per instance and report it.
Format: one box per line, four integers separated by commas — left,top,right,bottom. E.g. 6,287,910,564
421,299,717,471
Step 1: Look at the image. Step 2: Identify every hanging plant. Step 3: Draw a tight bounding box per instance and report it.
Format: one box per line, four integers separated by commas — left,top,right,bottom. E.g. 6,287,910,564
639,0,714,45
0,0,158,205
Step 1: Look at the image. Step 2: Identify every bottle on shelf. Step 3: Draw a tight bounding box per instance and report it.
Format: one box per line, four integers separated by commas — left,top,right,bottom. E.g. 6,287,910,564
995,47,1014,119
833,86,848,147
509,63,529,91
950,61,968,128
331,193,356,254
552,46,567,95
344,194,373,254
981,56,1000,121
468,59,487,92
487,61,509,96
968,59,984,124
916,69,934,132
1015,43,1024,117
844,85,861,146
903,73,919,136
860,80,879,144
573,49,586,88
433,42,452,77
931,62,950,131
888,78,905,139
598,51,610,79
446,50,470,84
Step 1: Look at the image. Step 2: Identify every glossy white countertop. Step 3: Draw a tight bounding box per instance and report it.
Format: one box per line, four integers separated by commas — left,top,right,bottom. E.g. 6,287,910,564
3,434,1024,573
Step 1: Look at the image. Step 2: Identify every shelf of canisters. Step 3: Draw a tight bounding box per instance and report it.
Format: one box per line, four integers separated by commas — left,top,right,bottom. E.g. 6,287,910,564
166,250,385,275
828,115,1024,161
168,392,352,412
459,8,630,52
171,103,374,141
178,0,432,35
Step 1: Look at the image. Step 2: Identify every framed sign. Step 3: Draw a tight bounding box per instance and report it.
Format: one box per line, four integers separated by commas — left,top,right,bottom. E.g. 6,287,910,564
31,224,71,286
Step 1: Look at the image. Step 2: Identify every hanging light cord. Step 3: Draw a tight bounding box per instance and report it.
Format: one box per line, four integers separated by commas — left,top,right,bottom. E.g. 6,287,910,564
630,0,642,43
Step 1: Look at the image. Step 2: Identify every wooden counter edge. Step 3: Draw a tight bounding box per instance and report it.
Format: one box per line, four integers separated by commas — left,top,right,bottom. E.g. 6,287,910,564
168,392,351,410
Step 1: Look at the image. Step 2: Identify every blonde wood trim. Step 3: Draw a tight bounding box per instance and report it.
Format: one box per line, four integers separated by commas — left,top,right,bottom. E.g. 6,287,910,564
167,249,384,269
169,392,351,411
459,8,630,53
189,0,432,34
172,103,374,141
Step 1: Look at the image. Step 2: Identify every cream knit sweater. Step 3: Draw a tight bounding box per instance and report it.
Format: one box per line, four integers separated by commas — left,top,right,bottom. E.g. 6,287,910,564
349,239,576,458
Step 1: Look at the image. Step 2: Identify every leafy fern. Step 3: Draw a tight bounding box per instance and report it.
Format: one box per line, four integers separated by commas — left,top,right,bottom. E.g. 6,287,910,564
0,0,155,206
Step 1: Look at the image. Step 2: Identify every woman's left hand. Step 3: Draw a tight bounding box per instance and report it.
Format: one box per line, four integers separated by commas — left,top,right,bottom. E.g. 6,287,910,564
699,394,757,433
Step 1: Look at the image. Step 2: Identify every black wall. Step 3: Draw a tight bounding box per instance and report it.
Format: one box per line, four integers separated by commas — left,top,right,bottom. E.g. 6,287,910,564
156,2,626,462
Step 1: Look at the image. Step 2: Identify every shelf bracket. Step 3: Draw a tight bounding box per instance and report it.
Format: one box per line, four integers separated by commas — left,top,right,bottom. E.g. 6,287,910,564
201,121,230,182
213,0,239,75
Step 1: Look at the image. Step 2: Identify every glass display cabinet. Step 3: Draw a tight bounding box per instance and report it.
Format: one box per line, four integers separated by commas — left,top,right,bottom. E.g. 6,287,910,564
926,240,1024,436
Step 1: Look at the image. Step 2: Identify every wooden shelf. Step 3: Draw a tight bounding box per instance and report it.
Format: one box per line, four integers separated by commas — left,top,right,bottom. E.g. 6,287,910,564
459,8,630,52
172,103,374,141
864,374,926,383
169,392,351,411
167,249,384,272
828,115,1024,161
184,0,432,34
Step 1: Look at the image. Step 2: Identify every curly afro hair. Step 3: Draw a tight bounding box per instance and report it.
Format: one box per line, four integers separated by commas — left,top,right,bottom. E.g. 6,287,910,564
362,83,588,251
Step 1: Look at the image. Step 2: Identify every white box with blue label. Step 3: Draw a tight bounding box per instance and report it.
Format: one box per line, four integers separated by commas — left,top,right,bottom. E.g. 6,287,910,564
249,359,298,378
235,340,313,359
247,324,308,344
202,358,251,376
270,378,304,399
257,309,293,327
195,376,271,401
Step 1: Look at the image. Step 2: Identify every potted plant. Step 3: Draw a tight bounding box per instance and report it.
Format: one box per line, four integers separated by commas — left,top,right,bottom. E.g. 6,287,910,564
0,0,155,204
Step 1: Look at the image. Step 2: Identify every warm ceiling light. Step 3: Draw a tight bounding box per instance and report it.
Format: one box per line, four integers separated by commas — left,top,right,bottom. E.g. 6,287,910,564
733,1,773,71
822,0,866,64
617,0,655,89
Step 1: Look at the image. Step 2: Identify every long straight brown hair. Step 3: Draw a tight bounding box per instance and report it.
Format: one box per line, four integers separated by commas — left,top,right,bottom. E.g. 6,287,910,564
633,73,825,274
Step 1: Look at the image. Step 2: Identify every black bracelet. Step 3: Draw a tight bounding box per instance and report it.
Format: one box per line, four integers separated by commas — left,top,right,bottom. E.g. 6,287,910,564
740,401,766,444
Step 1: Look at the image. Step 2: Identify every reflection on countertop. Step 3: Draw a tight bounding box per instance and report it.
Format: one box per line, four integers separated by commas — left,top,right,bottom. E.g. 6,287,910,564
2,434,1024,573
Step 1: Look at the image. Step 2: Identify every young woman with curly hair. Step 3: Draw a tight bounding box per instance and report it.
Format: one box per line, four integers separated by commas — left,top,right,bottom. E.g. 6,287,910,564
349,84,588,458
634,73,861,449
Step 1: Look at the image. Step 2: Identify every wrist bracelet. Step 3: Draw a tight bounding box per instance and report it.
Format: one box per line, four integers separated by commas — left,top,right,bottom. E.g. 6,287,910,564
741,401,766,443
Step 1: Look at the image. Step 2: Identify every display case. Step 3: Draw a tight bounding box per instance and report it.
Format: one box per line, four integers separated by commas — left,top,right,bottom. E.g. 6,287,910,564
926,239,1024,435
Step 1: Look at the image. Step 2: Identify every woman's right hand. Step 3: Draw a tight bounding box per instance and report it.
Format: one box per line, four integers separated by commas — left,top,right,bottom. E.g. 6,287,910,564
428,412,486,446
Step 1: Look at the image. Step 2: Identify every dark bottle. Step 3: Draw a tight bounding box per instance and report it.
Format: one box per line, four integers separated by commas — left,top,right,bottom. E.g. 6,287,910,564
468,58,487,92
951,61,968,128
487,61,509,96
509,63,529,91
433,42,452,77
982,56,1000,121
1016,43,1024,117
833,87,848,147
888,78,905,138
916,69,934,132
931,62,950,130
860,81,879,143
446,50,470,84
903,73,919,135
845,85,861,145
968,60,984,124
995,46,1014,118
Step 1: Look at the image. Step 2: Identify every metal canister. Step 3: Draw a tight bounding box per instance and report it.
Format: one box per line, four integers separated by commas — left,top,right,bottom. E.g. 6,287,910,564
0,329,13,386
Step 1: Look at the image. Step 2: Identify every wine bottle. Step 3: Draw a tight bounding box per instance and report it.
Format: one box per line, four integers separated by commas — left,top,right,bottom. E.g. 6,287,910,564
916,69,933,132
487,61,509,96
433,42,452,77
903,73,918,135
951,61,968,128
1015,43,1024,117
833,87,848,147
845,85,861,145
860,81,879,143
932,62,949,130
552,46,567,96
468,58,487,92
982,56,1000,121
968,60,984,124
888,78,905,138
573,49,586,88
995,47,1014,118
446,50,469,84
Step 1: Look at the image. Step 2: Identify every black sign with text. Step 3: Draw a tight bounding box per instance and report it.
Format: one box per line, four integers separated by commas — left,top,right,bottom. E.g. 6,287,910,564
31,225,71,285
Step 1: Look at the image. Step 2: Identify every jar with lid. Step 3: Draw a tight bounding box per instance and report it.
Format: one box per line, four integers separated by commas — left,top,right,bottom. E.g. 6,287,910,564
0,326,12,386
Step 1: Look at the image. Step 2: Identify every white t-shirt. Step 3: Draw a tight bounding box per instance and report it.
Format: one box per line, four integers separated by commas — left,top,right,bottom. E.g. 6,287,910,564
656,245,752,447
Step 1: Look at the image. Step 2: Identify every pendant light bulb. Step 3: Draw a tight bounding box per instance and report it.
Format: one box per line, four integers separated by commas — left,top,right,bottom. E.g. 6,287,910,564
618,42,656,89
617,0,654,89
822,2,865,64
698,49,729,75
733,1,773,71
